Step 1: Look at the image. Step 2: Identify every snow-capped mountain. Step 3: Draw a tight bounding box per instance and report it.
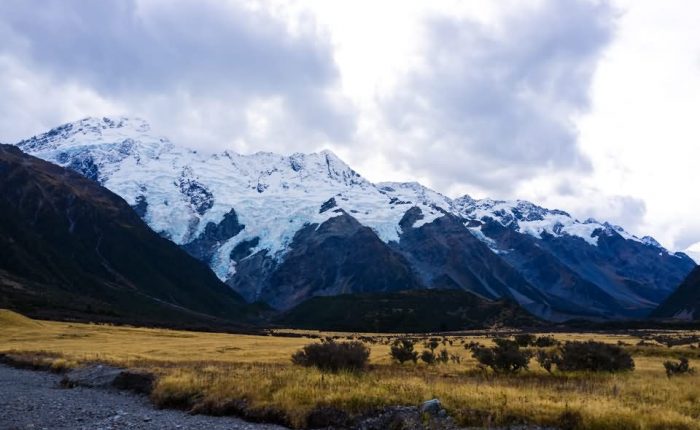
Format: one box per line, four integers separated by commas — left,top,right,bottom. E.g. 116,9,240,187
16,117,697,319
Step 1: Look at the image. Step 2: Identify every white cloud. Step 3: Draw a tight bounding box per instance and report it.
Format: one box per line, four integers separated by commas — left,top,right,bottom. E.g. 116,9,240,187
573,0,700,251
376,0,615,194
685,242,700,264
1,0,698,254
0,55,121,142
0,0,355,148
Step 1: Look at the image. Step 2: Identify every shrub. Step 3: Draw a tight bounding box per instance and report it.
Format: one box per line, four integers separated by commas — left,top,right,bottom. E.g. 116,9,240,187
291,340,370,371
464,341,483,351
663,357,695,377
471,346,495,371
535,349,560,374
420,350,436,365
424,339,440,352
358,336,377,344
390,338,419,364
471,338,532,373
514,333,536,347
534,336,559,347
436,349,450,364
556,341,634,372
556,409,583,430
650,334,700,348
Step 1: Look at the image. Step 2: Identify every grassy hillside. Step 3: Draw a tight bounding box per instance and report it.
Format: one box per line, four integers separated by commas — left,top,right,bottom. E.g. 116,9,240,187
0,309,43,329
2,310,700,429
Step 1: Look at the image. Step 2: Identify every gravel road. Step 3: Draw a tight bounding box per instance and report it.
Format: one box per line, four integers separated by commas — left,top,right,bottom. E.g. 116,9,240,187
0,364,288,430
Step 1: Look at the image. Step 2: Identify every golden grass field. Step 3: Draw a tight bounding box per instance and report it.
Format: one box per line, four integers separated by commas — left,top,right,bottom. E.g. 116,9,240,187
1,309,700,429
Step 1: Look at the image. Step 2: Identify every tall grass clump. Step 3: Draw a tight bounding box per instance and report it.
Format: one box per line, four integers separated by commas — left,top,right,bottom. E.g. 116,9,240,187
291,339,369,372
664,357,695,377
536,341,634,373
389,338,418,364
471,338,532,373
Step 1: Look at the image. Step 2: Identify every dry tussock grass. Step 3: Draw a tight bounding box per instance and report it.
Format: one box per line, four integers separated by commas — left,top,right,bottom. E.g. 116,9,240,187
1,310,699,429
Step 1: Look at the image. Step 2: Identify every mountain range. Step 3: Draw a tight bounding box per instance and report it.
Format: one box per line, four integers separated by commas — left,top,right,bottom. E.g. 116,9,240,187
14,116,697,322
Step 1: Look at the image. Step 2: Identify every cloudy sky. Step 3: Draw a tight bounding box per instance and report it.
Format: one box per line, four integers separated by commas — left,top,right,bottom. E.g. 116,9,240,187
1,0,699,260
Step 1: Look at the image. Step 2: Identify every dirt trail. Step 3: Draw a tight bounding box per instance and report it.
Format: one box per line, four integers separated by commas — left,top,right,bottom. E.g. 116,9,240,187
0,364,287,430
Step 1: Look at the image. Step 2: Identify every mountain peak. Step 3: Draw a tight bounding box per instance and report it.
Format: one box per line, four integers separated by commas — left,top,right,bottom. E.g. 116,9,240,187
318,148,340,159
16,116,158,153
454,194,476,204
78,116,151,132
642,235,662,248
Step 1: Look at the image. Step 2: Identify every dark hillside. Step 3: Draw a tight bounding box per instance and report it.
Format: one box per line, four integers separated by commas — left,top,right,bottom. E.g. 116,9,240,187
0,144,264,328
277,289,541,332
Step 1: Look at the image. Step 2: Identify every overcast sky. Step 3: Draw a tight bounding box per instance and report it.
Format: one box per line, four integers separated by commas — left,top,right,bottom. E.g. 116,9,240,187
1,0,698,260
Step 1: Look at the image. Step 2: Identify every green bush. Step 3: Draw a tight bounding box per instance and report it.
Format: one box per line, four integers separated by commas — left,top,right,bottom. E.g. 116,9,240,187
556,409,583,430
556,341,634,372
514,333,536,347
464,341,483,351
436,349,450,364
471,338,532,373
390,338,418,364
534,336,559,347
424,339,440,352
650,334,700,348
291,340,370,371
535,349,559,373
663,357,695,377
420,350,436,365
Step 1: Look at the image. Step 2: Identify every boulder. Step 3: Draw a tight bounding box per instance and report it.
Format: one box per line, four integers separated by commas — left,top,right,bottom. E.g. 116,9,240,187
420,398,442,417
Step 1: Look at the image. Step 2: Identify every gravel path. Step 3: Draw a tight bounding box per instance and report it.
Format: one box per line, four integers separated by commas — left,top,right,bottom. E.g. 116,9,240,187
0,365,288,430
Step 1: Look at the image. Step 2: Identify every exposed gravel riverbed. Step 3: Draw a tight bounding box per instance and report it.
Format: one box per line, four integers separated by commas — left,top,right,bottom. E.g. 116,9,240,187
0,364,287,430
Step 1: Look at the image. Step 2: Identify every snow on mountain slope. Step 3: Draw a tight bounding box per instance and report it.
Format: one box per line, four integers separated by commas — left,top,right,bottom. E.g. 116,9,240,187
454,196,652,250
17,117,694,318
19,117,667,258
16,117,453,280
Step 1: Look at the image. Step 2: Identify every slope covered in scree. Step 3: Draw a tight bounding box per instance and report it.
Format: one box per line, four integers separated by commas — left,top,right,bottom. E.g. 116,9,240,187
16,117,696,320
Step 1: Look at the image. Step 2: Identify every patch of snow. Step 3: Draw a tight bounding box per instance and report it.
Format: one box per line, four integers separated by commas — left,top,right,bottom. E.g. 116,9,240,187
467,225,500,249
453,196,649,249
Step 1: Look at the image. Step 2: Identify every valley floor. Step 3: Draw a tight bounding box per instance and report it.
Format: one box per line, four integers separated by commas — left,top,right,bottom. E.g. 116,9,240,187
0,364,286,430
1,310,700,429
